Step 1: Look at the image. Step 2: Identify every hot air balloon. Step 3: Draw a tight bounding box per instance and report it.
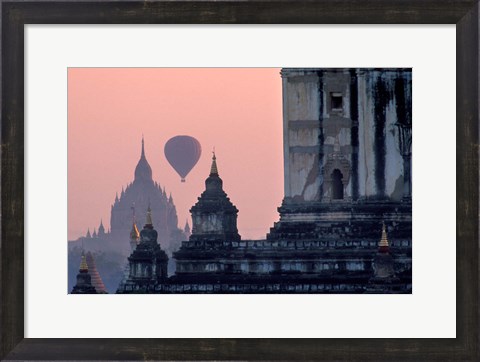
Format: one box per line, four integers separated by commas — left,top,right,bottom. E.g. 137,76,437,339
164,135,202,182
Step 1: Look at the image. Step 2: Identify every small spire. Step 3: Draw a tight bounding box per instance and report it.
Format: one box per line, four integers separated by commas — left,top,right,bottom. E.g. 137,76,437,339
141,135,145,158
130,222,140,243
98,219,105,235
184,219,190,233
115,192,119,203
379,222,390,252
79,252,88,272
210,150,218,176
86,228,91,238
145,204,153,226
129,203,140,242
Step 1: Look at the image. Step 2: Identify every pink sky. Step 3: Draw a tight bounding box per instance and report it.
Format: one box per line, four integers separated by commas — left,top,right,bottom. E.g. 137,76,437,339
68,68,284,241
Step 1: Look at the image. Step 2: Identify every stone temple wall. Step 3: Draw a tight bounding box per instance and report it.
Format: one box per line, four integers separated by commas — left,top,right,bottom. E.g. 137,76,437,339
282,68,412,203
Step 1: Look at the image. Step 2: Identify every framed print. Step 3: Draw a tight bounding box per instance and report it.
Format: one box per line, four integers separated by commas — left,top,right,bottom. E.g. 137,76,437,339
1,1,478,360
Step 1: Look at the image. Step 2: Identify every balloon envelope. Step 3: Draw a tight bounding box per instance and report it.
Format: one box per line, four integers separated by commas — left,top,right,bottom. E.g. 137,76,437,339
164,136,202,182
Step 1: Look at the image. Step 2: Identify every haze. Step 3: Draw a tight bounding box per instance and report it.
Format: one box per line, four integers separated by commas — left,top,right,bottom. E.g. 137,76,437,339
68,68,283,241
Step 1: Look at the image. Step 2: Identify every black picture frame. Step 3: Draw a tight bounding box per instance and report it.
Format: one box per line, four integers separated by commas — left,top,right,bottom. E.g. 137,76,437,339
1,1,478,360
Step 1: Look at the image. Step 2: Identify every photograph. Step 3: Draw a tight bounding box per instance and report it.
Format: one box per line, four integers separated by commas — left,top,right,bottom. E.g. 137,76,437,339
3,1,476,359
68,67,412,294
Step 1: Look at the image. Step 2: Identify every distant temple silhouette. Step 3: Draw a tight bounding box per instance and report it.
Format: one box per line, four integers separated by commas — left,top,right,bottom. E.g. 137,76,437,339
68,138,188,292
108,137,185,255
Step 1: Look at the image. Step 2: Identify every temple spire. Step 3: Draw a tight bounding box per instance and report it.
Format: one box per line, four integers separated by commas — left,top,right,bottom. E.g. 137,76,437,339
130,203,140,246
146,204,153,226
379,222,390,252
130,221,140,243
71,250,97,294
98,219,105,236
134,136,153,181
210,150,218,176
86,252,107,293
79,252,89,272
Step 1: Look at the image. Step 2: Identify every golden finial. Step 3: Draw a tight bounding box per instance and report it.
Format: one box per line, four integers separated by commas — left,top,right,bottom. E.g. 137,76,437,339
146,204,153,225
210,149,218,176
379,222,389,251
130,222,140,242
79,252,88,272
130,202,140,242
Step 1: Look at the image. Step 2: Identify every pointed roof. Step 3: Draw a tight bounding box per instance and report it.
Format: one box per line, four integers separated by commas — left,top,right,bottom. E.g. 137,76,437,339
98,219,105,234
146,205,153,226
189,150,240,242
204,151,223,192
86,252,107,293
134,136,153,182
130,203,140,243
184,219,190,233
210,151,218,176
86,228,91,238
130,222,140,242
71,251,97,294
79,252,88,272
379,222,390,252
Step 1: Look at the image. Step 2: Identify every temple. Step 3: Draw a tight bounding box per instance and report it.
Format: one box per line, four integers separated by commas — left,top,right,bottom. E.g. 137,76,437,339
71,252,97,294
116,206,169,293
108,137,185,255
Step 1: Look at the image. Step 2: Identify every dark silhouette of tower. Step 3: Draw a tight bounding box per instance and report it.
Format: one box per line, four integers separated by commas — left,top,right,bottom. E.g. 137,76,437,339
71,252,97,294
189,153,240,242
117,207,169,293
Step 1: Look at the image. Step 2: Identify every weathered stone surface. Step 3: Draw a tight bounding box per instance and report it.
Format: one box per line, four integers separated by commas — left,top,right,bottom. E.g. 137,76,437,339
281,68,411,202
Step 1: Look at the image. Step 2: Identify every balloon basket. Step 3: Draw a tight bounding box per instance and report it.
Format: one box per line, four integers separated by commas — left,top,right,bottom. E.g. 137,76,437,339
181,179,185,183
